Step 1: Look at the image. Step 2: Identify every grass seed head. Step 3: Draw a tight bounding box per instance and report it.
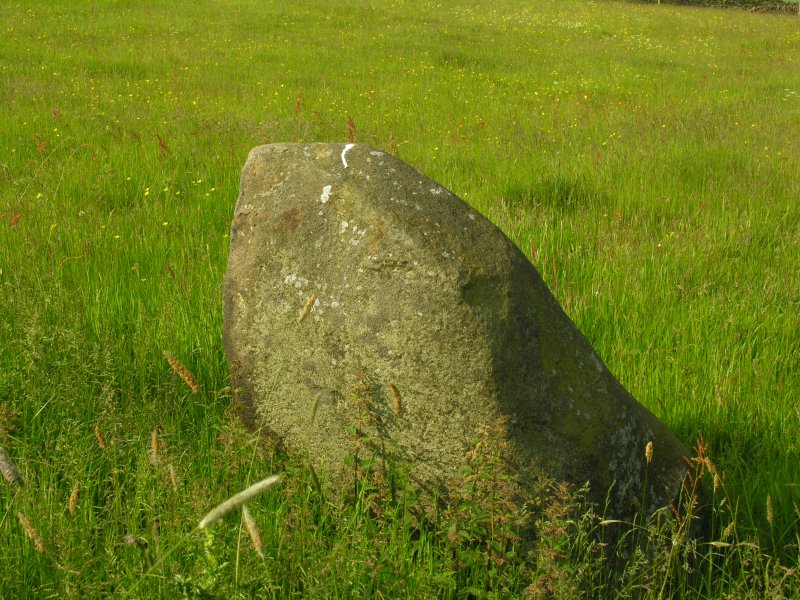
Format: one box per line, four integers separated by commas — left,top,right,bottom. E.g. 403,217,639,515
198,473,283,529
645,441,654,464
68,482,79,515
389,382,402,417
722,520,736,541
163,351,199,393
766,494,773,526
17,512,45,554
168,464,179,491
94,424,107,449
242,505,265,558
149,430,159,466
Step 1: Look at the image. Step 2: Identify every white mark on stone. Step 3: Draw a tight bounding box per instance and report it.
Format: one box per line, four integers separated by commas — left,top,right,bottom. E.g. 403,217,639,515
349,238,360,246
592,352,604,373
283,273,309,289
370,151,384,156
341,143,355,168
442,251,451,259
339,221,349,233
468,213,476,220
320,185,332,203
429,188,444,195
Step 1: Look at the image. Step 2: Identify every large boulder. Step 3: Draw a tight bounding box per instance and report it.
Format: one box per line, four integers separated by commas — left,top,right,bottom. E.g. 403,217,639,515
222,143,690,519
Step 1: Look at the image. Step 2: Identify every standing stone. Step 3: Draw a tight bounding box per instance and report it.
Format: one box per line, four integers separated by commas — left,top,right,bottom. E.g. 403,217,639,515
222,143,690,519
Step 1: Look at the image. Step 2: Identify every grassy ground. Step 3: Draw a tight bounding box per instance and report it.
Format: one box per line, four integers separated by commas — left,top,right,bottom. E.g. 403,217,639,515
1,0,798,597
643,0,799,13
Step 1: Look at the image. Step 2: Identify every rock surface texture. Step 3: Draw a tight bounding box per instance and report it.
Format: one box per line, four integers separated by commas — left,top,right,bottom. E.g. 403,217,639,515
223,143,690,519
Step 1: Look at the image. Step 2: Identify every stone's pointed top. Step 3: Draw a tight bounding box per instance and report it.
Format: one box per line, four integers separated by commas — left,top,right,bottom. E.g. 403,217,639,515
223,143,691,525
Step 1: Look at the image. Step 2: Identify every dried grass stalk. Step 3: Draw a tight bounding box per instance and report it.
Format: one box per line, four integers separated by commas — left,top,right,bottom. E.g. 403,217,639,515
297,293,318,323
0,446,23,486
198,474,283,529
163,351,199,393
309,393,321,423
389,383,402,417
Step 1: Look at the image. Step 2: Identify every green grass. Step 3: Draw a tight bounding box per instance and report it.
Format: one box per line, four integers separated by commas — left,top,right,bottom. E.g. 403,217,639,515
1,0,799,597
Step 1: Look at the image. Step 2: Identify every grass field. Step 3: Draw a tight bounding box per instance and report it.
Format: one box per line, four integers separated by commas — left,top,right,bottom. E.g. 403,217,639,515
1,0,799,597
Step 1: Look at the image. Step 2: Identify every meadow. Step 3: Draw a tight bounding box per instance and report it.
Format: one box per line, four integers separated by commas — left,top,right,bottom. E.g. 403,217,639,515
1,0,798,597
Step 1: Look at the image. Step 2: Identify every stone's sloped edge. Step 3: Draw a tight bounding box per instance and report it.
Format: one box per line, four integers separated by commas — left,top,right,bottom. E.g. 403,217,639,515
222,143,692,521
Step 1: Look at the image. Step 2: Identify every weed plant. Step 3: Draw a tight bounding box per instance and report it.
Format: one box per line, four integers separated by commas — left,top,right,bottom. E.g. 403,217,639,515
1,0,799,597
